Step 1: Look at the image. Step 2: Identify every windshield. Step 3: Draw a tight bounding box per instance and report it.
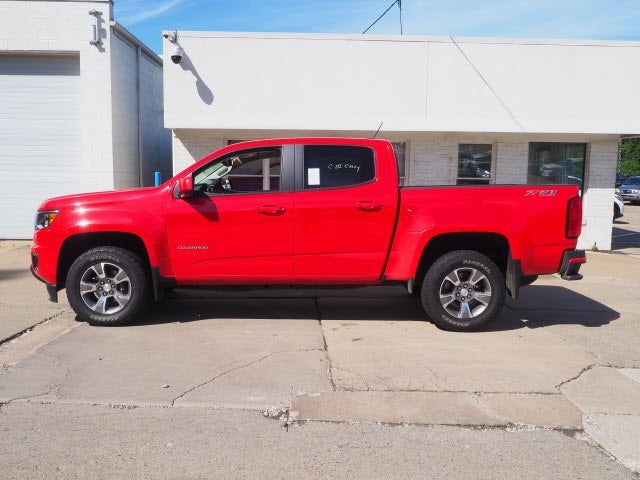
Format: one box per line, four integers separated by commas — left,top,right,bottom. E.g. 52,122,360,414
624,177,640,186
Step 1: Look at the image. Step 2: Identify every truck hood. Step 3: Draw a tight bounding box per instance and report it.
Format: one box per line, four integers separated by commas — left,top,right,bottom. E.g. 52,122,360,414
37,187,160,211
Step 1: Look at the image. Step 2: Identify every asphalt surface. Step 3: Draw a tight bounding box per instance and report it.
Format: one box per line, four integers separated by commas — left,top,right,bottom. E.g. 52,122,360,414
1,204,639,478
613,201,640,257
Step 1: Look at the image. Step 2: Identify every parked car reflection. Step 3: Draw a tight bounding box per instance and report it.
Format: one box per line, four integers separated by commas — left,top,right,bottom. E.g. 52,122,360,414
619,176,640,204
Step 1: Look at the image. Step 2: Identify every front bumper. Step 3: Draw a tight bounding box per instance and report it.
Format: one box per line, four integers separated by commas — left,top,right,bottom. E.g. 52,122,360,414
30,246,60,302
620,191,640,201
30,265,59,302
559,250,586,280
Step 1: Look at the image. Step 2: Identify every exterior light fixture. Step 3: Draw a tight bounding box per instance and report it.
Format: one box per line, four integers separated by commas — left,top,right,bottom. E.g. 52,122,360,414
89,9,103,46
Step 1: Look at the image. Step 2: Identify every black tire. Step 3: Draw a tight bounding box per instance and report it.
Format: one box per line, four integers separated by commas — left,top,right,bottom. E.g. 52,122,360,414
66,246,149,326
421,250,505,331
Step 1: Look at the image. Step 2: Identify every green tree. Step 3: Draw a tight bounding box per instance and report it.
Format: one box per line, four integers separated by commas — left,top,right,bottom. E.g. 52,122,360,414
619,138,640,176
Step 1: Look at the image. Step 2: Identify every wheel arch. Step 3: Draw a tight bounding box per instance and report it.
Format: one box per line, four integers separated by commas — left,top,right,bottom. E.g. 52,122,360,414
414,232,511,291
57,232,151,288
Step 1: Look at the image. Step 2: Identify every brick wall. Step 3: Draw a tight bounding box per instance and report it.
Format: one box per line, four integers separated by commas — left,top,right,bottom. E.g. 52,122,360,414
172,130,225,173
578,142,618,251
406,140,457,185
495,143,528,184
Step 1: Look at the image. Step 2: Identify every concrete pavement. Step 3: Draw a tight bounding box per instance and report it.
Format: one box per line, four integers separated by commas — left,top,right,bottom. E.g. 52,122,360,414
1,229,639,476
0,241,68,341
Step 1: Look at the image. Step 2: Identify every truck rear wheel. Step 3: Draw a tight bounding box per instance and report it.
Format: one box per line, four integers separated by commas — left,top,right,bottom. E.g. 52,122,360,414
66,246,149,326
421,250,505,331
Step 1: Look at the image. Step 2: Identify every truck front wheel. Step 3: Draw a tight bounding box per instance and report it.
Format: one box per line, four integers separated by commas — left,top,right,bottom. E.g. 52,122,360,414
421,250,505,331
66,246,149,326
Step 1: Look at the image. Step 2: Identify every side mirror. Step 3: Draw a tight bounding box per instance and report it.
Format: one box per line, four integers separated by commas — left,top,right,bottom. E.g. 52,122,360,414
177,176,194,199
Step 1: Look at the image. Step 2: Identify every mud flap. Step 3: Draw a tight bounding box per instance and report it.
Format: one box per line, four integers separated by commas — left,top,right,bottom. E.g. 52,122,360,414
506,252,520,298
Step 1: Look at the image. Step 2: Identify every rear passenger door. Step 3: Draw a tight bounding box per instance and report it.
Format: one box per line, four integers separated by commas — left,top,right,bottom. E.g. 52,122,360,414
292,144,397,281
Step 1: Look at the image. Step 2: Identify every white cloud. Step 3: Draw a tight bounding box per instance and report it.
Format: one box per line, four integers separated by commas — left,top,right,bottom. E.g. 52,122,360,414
118,0,189,25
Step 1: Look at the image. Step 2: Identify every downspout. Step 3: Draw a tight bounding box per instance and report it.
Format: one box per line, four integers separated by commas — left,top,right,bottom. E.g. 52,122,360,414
137,46,143,187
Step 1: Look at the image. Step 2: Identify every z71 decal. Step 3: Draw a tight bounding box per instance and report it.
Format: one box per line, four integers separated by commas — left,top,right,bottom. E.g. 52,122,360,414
525,189,557,197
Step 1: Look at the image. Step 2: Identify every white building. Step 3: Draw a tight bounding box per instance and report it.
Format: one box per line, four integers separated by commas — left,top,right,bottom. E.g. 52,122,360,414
0,0,171,239
163,31,640,251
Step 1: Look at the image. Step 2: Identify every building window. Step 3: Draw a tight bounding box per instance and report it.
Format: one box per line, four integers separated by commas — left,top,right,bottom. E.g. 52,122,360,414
457,144,492,185
527,143,586,189
303,145,375,189
392,142,407,186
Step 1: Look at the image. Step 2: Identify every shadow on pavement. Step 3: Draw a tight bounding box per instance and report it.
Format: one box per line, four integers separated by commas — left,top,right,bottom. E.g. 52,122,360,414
113,284,619,333
612,225,640,251
506,284,619,329
0,268,30,282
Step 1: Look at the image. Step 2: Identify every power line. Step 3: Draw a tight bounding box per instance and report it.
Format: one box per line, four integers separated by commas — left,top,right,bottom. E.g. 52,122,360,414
362,0,403,35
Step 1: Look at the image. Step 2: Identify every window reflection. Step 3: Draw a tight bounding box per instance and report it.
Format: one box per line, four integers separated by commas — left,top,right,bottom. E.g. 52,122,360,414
527,143,585,190
457,144,492,185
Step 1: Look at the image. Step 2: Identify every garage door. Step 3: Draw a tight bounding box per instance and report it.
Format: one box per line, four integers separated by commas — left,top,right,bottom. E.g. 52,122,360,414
0,54,82,239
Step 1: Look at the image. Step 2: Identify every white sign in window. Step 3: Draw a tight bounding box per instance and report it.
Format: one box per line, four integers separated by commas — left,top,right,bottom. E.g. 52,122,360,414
307,168,321,186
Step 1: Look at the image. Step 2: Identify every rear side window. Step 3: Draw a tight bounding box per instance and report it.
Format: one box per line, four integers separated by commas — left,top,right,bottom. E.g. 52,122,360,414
303,145,375,189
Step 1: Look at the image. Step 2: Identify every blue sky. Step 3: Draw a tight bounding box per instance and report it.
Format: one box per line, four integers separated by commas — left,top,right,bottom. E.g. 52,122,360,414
114,0,640,54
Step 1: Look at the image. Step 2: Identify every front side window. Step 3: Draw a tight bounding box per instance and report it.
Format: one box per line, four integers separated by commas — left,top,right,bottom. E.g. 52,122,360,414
457,144,492,185
303,145,375,189
527,143,586,189
193,148,281,194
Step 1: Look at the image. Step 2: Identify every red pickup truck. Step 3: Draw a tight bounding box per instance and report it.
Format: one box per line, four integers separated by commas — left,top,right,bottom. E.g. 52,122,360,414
31,138,585,331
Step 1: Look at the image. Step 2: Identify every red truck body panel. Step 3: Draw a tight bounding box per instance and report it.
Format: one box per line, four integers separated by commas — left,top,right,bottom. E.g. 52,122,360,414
31,137,583,298
385,185,580,280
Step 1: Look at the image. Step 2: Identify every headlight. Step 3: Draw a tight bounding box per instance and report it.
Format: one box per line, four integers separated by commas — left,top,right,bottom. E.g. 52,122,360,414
35,210,59,230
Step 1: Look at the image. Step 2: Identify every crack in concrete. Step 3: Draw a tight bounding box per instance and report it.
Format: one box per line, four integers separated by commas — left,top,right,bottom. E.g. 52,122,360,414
33,351,70,401
555,364,599,390
423,366,442,390
330,367,370,391
313,297,337,391
2,352,70,406
170,348,324,406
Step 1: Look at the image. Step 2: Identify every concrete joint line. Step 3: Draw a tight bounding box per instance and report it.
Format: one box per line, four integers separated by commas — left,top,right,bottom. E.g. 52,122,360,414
170,348,325,406
0,310,69,348
321,387,564,396
281,417,582,434
586,412,640,417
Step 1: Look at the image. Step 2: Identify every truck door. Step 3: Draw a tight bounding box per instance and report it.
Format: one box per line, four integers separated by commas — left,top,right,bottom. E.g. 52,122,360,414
166,145,295,282
292,144,398,281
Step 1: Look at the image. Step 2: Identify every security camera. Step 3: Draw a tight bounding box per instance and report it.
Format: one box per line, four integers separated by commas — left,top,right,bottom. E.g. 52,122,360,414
163,31,177,43
170,45,183,64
